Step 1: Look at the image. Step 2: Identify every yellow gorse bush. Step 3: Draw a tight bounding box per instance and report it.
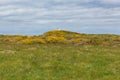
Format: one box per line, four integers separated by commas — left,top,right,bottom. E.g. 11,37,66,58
20,39,33,44
46,36,67,43
0,30,119,46
19,38,46,44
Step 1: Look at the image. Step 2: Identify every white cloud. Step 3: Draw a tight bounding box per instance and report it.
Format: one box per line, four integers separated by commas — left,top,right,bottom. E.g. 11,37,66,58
1,3,120,24
101,0,120,4
0,0,27,2
0,0,120,34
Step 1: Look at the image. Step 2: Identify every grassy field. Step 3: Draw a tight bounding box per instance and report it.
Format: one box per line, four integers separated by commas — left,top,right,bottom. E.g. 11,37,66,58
0,44,120,80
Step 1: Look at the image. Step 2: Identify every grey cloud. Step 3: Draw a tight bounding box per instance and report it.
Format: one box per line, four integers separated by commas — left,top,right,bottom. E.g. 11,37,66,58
0,0,120,34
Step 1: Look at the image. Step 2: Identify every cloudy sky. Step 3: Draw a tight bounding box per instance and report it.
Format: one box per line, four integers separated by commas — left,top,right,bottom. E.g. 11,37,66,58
0,0,120,35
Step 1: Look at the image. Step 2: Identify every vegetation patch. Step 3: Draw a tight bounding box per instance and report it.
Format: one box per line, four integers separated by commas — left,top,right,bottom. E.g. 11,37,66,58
0,30,120,80
0,30,120,46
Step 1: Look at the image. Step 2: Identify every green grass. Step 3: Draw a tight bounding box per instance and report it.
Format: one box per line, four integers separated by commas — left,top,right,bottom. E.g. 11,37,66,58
0,44,120,80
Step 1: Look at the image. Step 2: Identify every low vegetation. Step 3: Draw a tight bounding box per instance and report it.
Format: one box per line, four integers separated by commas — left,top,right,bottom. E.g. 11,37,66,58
0,30,120,80
0,30,120,46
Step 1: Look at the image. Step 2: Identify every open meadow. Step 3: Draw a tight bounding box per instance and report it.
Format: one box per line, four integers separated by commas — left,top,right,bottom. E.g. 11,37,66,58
0,30,120,80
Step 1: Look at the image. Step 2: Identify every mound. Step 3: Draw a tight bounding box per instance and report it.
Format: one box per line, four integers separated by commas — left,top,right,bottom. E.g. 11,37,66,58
0,30,120,46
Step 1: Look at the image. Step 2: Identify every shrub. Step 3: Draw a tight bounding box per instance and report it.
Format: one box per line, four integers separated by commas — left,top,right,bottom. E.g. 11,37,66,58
46,36,67,43
88,37,102,45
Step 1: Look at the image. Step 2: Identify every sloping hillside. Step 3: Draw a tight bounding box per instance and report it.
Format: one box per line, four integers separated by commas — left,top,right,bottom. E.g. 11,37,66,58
42,30,120,45
0,30,120,46
0,30,120,80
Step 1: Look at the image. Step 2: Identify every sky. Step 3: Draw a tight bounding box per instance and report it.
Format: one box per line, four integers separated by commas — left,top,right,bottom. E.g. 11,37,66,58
0,0,120,35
